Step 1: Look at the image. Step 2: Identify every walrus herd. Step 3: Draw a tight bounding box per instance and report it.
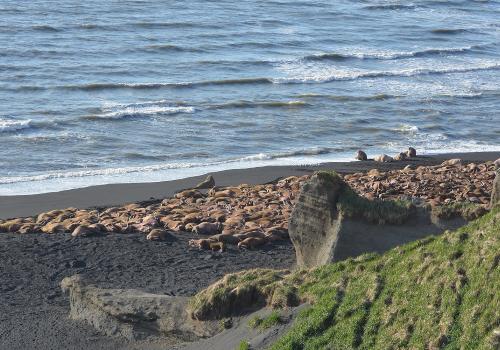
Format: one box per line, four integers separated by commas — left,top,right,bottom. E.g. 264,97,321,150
356,147,417,163
0,159,497,252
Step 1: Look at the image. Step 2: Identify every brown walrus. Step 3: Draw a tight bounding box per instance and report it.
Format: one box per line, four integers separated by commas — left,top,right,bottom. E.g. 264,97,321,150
193,222,222,235
407,147,417,158
374,154,393,163
188,238,214,250
237,237,267,250
394,152,408,161
146,229,170,241
355,150,368,161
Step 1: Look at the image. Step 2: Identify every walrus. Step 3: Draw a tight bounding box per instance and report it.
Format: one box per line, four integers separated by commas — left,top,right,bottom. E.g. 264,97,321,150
71,225,97,237
18,223,39,234
233,229,265,241
188,238,214,250
394,152,408,161
374,154,393,163
442,158,462,166
355,150,368,161
175,189,203,199
41,222,67,234
407,147,417,158
209,233,240,245
193,222,222,235
237,237,267,250
146,229,170,241
209,241,225,252
0,218,24,233
181,212,202,225
194,175,215,189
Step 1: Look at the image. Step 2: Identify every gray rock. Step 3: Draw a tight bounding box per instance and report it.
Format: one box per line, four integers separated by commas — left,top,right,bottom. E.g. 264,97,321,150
491,168,500,208
194,175,215,189
288,172,468,268
61,275,218,341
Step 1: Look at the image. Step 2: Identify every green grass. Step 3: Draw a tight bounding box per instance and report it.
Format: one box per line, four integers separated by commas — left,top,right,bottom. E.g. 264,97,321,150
188,269,289,320
315,170,416,225
249,311,284,330
237,340,250,350
191,207,500,349
432,201,488,221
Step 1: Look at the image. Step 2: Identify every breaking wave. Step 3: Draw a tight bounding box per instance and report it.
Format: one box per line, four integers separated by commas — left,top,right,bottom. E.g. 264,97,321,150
0,147,337,185
0,119,33,133
85,101,195,120
275,61,500,83
303,44,488,61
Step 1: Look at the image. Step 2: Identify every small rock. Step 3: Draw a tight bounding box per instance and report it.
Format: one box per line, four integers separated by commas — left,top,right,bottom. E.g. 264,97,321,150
194,175,215,189
468,197,480,203
355,150,368,161
70,260,86,268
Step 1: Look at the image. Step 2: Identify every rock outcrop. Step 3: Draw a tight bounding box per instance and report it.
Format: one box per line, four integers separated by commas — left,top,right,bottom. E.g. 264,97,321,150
289,171,468,267
61,275,217,341
491,165,500,208
194,175,215,189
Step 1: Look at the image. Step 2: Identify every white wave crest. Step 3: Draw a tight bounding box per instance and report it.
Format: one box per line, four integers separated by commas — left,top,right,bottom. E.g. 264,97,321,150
395,124,419,133
0,147,335,186
0,119,32,133
306,45,483,61
274,60,500,83
91,104,195,119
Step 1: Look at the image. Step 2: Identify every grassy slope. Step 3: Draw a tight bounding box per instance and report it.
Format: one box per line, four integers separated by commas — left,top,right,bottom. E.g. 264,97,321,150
190,207,500,349
272,207,500,350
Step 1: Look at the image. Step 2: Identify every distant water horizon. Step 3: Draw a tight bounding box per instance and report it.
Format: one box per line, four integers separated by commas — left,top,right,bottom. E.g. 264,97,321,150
1,0,499,195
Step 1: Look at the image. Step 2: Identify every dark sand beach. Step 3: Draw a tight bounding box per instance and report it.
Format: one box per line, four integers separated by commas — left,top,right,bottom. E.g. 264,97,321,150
0,152,499,350
1,152,498,220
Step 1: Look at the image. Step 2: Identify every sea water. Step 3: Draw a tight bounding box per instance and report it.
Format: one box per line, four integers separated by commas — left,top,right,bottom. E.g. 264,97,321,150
1,0,499,195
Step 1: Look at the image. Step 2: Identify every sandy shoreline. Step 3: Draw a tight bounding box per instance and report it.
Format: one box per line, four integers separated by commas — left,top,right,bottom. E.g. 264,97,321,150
0,151,499,350
1,151,499,219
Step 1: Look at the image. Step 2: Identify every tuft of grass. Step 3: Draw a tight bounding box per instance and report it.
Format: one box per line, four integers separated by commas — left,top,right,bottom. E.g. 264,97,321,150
188,269,291,320
192,207,500,349
336,184,415,225
237,340,250,350
432,202,488,221
249,311,284,330
314,170,416,225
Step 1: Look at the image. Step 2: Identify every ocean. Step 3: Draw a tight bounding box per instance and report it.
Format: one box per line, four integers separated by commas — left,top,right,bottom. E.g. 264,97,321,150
1,0,499,195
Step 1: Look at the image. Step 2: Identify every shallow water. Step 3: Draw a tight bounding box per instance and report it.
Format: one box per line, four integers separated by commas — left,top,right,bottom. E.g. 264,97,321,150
1,0,499,195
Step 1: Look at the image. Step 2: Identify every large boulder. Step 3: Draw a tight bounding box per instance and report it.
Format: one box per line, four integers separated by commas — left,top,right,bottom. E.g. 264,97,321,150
288,172,344,267
61,275,217,341
289,171,467,268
